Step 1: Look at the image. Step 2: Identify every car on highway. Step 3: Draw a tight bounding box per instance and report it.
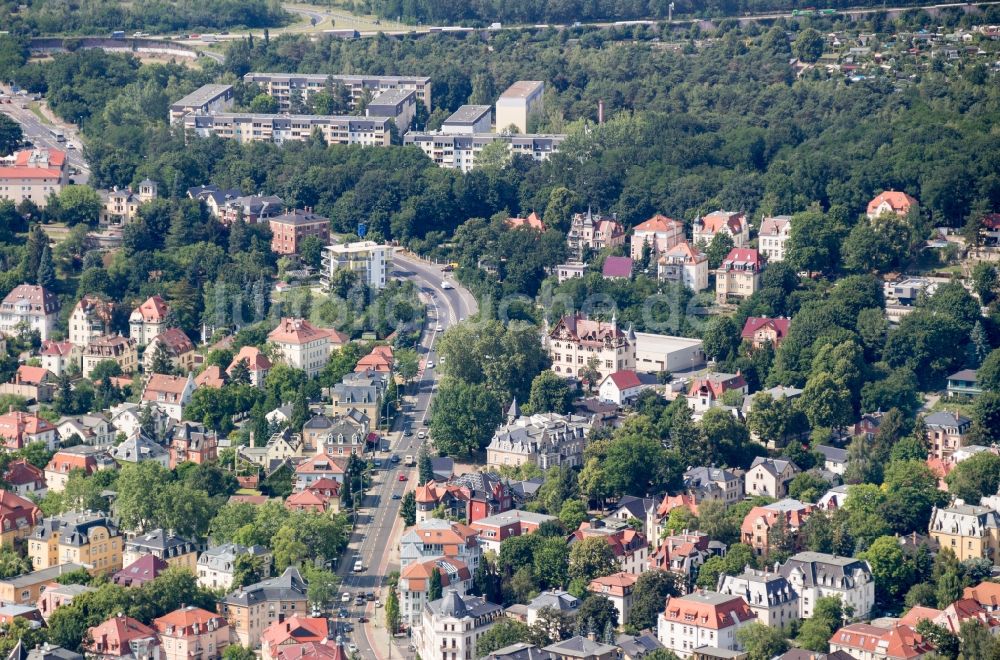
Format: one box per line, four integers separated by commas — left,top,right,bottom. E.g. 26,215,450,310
403,427,412,436
339,608,349,618
398,474,407,481
357,615,367,623
391,493,401,500
441,281,453,289
348,644,358,654
354,595,365,606
390,454,400,464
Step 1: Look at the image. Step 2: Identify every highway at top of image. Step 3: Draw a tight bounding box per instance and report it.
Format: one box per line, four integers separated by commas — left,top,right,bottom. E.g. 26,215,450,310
329,252,476,659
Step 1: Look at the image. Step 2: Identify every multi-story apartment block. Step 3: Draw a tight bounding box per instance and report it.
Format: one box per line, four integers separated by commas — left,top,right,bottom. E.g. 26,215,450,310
657,591,756,658
780,552,875,619
3,459,46,498
321,241,392,291
366,88,417,131
268,318,345,377
243,72,432,110
717,568,799,630
929,503,1000,563
183,112,390,147
414,591,502,660
153,606,229,660
0,410,57,451
28,510,123,576
658,241,709,292
567,210,626,259
682,467,745,507
693,211,749,248
82,335,138,378
220,567,308,648
219,194,284,225
631,214,685,261
302,410,368,455
169,84,234,124
830,622,933,660
293,453,346,491
715,248,764,304
867,190,918,220
69,295,116,348
588,573,638,627
745,457,800,499
399,518,481,572
495,81,544,134
123,529,198,572
403,132,565,173
0,285,60,341
925,411,973,462
486,410,593,471
399,557,472,626
129,295,170,347
99,181,157,227
442,105,493,134
196,543,271,591
0,148,68,208
269,209,330,256
330,372,383,422
0,489,41,547
758,215,791,262
546,313,636,382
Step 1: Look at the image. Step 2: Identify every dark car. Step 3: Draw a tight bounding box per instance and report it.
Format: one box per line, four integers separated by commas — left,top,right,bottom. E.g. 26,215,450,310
391,493,401,500
338,608,349,618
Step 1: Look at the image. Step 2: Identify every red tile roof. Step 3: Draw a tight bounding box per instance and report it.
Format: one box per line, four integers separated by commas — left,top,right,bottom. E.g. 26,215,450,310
154,606,227,637
262,615,328,651
964,582,1000,610
294,453,347,475
3,459,44,487
741,317,791,342
133,295,169,323
39,340,74,357
831,623,932,659
275,641,347,660
604,370,642,391
507,211,545,231
15,365,52,386
269,318,346,346
0,411,55,450
634,214,684,234
698,211,746,235
142,373,192,398
588,572,638,598
719,248,763,270
868,191,918,216
661,241,706,263
661,592,756,630
87,614,160,657
14,148,65,168
0,489,40,532
687,372,746,399
194,366,227,389
229,345,272,371
152,328,194,355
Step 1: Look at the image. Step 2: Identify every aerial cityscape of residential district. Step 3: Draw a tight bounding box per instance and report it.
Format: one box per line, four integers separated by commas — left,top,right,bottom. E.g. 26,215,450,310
0,1,998,659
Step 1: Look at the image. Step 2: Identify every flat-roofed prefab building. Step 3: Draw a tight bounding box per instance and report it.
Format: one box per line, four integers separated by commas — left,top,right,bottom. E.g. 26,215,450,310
634,332,705,374
367,88,417,132
169,84,234,124
243,72,432,110
496,80,544,133
404,132,565,172
183,113,391,147
442,105,492,134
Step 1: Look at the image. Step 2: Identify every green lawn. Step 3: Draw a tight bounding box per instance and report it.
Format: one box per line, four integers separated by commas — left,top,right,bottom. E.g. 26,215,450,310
29,102,52,126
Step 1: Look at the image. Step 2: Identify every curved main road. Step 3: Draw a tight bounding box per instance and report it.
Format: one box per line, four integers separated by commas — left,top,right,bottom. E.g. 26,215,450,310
331,252,476,660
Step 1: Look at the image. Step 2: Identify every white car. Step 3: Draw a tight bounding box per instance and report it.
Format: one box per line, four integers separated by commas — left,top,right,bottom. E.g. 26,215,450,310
426,361,434,369
348,644,358,654
436,325,443,332
341,592,351,603
417,431,426,440
441,281,453,290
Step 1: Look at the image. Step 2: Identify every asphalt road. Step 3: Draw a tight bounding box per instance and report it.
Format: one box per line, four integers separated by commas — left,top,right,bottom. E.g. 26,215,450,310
0,95,90,185
331,252,477,658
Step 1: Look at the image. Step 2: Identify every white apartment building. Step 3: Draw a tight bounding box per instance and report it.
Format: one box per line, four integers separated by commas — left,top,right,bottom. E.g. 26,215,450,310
99,180,157,227
657,591,757,658
414,591,502,660
140,373,196,422
495,81,544,134
169,84,234,124
196,544,271,591
321,241,392,291
442,105,493,134
758,215,792,262
657,241,709,292
588,573,638,627
779,552,875,620
129,295,170,347
398,557,472,626
0,148,68,208
399,519,482,573
486,411,593,471
69,295,116,349
630,214,685,261
243,73,433,111
546,313,636,382
717,568,799,630
183,113,391,147
403,132,566,173
0,285,60,341
267,318,346,378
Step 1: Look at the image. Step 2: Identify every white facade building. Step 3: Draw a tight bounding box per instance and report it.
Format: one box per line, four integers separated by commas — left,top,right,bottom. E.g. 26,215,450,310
321,242,392,291
0,285,60,342
414,591,502,660
657,591,756,658
779,552,875,620
758,215,792,262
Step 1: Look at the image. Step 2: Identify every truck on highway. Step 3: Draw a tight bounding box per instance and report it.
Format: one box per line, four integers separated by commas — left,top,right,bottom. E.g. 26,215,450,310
49,128,64,142
111,31,125,39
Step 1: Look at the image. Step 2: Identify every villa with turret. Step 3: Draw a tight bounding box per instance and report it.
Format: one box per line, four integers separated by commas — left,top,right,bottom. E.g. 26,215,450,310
545,313,636,382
